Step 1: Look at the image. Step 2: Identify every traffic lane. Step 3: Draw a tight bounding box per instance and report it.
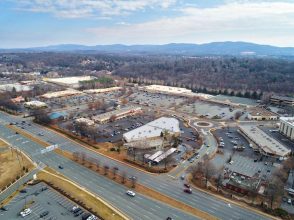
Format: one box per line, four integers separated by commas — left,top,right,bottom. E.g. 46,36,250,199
11,125,270,220
0,120,270,220
0,127,198,220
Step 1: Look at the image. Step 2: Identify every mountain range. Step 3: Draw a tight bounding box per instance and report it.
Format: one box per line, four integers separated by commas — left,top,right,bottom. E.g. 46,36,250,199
1,41,294,57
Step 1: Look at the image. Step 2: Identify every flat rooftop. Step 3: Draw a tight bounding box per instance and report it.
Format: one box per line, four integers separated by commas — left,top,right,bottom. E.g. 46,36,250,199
83,87,122,94
280,117,294,127
248,107,277,117
239,125,290,157
92,106,141,122
123,117,180,142
44,76,93,85
41,89,83,99
271,95,294,102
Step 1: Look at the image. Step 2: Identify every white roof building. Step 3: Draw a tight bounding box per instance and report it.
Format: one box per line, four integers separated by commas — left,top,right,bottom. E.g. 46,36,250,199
24,101,47,109
43,76,94,88
239,125,291,157
41,89,83,99
141,85,213,99
83,87,122,94
123,117,180,143
0,83,32,92
75,118,95,126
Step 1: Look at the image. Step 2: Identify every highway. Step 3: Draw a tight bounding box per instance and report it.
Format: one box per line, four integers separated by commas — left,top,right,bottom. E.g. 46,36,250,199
0,123,198,220
0,112,271,220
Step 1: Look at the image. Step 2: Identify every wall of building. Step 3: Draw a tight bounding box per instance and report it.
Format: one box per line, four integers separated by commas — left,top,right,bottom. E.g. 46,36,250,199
280,121,294,140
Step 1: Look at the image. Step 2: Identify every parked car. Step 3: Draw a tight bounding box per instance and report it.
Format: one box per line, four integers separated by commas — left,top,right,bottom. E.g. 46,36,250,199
40,211,49,218
20,208,32,217
126,190,136,197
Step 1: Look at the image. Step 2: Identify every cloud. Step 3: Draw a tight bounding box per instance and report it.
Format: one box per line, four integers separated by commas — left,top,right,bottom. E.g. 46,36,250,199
14,0,177,18
87,1,294,46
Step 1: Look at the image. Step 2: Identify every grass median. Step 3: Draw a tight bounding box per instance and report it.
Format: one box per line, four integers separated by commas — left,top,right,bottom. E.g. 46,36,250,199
38,168,128,220
0,139,33,190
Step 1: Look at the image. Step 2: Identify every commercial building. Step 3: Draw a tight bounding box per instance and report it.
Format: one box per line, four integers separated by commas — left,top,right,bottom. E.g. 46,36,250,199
239,125,291,157
75,118,95,126
41,89,83,99
279,117,294,141
0,83,32,92
92,106,141,124
83,87,122,94
24,101,47,109
123,117,180,144
247,107,279,121
270,95,294,106
141,85,213,99
43,76,94,88
223,172,262,195
124,139,163,150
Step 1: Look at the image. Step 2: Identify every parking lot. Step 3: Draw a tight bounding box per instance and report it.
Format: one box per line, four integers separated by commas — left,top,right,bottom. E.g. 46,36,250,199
129,91,185,109
0,182,97,220
179,101,247,120
211,127,275,178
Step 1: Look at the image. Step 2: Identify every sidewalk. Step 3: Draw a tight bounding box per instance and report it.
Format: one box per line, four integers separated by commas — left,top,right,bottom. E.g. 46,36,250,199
0,168,38,203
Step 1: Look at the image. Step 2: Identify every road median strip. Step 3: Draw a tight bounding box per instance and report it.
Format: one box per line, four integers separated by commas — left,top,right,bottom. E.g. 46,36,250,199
37,168,129,220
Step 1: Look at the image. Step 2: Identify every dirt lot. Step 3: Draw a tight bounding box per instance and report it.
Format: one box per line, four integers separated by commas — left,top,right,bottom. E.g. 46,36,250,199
0,139,33,190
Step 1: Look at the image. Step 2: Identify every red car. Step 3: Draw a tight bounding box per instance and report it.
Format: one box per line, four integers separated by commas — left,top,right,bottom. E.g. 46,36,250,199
184,183,190,188
184,188,192,194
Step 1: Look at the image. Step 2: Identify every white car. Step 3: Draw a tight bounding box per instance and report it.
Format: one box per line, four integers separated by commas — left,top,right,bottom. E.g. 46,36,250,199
20,208,32,217
87,215,98,220
126,190,136,197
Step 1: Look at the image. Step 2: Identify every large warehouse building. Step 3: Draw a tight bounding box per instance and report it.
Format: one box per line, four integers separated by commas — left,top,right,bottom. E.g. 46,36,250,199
239,125,291,157
44,76,94,88
141,85,213,99
279,117,294,141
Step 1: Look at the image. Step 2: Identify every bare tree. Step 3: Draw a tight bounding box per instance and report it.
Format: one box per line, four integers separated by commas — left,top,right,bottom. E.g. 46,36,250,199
131,177,137,188
164,155,175,170
109,115,117,122
216,174,223,192
112,167,119,179
266,177,284,209
103,165,110,176
121,171,127,184
234,111,242,120
80,152,86,165
95,159,100,171
72,151,80,161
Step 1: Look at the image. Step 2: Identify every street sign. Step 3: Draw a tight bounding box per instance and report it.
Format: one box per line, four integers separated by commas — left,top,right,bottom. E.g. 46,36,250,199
40,144,58,154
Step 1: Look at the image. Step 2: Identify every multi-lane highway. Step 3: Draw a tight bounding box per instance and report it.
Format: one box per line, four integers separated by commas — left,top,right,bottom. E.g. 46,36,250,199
0,112,272,220
0,123,198,220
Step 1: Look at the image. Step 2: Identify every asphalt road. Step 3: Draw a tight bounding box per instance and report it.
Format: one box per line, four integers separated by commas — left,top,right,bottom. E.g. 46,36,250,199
0,112,271,220
0,123,198,220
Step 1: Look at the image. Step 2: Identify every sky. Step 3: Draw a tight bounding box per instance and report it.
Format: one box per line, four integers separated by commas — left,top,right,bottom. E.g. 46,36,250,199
0,0,294,48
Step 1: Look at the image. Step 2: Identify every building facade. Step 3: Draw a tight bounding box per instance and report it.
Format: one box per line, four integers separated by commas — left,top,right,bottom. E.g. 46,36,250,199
270,95,294,106
279,117,294,141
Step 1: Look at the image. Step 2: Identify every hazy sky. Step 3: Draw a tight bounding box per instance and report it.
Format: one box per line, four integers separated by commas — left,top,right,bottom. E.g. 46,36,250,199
1,0,294,48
